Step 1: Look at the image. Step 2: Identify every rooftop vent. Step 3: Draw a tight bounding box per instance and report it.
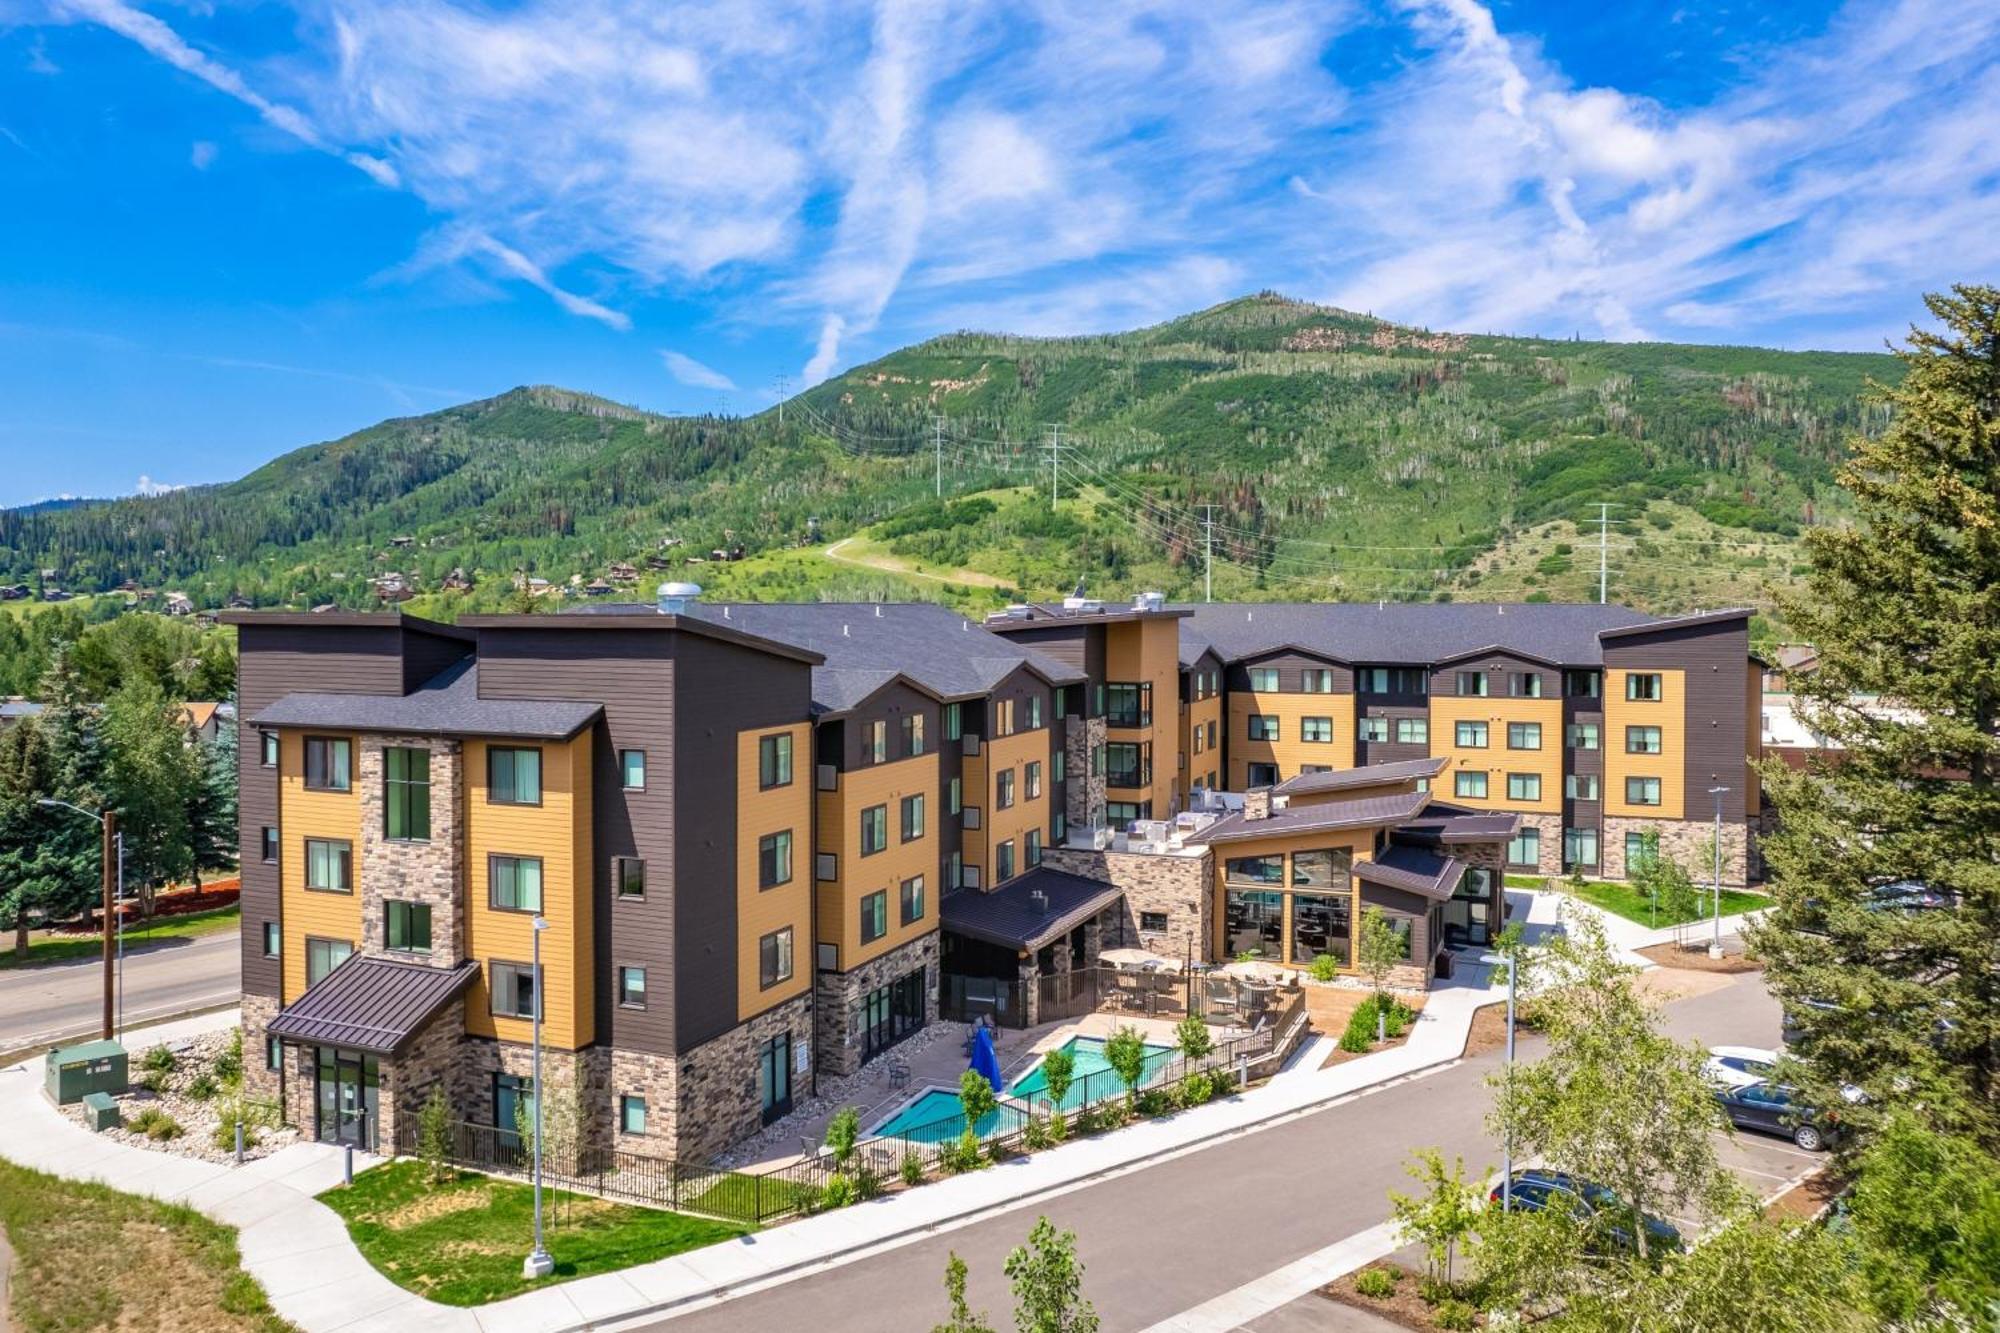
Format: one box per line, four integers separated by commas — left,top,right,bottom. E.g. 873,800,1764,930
657,581,702,615
1133,591,1166,613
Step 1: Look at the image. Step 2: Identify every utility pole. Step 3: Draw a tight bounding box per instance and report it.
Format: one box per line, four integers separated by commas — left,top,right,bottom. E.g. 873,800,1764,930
1047,425,1062,510
933,415,944,499
774,375,792,429
1708,786,1730,959
1202,504,1215,603
101,810,117,1040
1596,502,1611,604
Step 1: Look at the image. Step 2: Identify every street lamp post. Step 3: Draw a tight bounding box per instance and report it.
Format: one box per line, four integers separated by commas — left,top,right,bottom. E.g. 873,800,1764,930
39,799,121,1040
522,915,554,1281
1480,946,1519,1211
1706,786,1730,960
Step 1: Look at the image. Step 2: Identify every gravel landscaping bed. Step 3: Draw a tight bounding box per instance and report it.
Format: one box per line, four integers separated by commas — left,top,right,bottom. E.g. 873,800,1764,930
62,1030,299,1164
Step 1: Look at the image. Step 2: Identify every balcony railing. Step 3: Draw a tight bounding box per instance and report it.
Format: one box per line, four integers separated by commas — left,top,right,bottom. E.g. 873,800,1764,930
1104,764,1152,789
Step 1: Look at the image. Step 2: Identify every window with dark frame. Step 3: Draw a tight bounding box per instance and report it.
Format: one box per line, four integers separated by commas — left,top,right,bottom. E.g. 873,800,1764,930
261,826,278,862
1455,720,1489,749
902,712,925,757
900,793,925,842
1026,760,1042,799
995,768,1015,809
1565,773,1600,801
1456,671,1489,697
621,749,646,790
1626,725,1663,754
1140,910,1169,933
615,856,646,898
262,921,279,958
759,733,794,788
260,731,279,767
386,901,432,952
305,937,352,985
305,837,352,892
1455,771,1489,799
619,965,647,1008
1508,826,1541,867
266,1035,282,1071
1248,667,1279,691
620,1095,646,1134
996,839,1015,882
1302,717,1332,743
487,746,543,804
304,736,351,791
490,961,539,1019
1510,672,1543,698
1026,828,1042,866
1567,722,1600,750
865,719,888,764
900,874,925,925
384,746,431,840
1247,715,1279,741
1359,717,1389,743
760,927,794,987
489,854,544,911
1507,772,1542,802
1507,722,1541,750
1626,672,1664,701
860,892,888,943
1396,717,1428,745
758,831,792,888
860,804,888,855
943,703,962,740
1625,776,1663,806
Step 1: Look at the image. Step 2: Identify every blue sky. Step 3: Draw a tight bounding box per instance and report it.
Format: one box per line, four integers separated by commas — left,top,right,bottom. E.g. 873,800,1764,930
2,0,1997,506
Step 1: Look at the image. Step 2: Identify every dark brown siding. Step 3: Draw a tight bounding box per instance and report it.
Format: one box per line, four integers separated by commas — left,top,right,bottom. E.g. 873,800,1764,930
1356,705,1430,767
986,665,1056,736
1227,650,1354,695
401,625,473,691
999,625,1104,709
1428,651,1557,700
839,682,939,771
1602,619,1754,823
1358,881,1433,961
236,624,405,998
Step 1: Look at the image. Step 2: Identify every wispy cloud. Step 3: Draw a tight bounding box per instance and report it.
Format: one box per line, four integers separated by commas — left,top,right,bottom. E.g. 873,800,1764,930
133,474,184,495
189,139,217,170
659,349,735,392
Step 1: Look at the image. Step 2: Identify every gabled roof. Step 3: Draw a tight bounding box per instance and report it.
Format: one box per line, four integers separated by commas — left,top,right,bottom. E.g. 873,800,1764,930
267,955,480,1056
1183,790,1431,845
1273,756,1449,796
1356,844,1465,901
940,867,1123,951
251,659,601,740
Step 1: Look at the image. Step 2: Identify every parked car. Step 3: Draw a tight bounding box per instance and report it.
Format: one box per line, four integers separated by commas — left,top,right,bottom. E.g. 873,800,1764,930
1703,1046,1865,1102
1714,1081,1843,1151
1865,879,1958,912
1488,1170,1683,1254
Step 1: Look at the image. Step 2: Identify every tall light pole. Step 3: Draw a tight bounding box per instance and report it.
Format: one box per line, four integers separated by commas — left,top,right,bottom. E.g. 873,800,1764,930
522,915,554,1280
1707,786,1730,959
40,799,121,1040
1480,944,1519,1210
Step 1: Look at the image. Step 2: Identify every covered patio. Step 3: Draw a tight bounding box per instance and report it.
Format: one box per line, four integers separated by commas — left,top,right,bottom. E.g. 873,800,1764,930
939,867,1123,1028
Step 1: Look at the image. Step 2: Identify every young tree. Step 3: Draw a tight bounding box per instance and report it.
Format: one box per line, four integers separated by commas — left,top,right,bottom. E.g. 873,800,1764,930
1387,1149,1482,1291
1629,834,1698,946
1750,285,2000,1144
1102,1026,1148,1110
1039,1047,1074,1138
98,676,200,917
1355,907,1406,1039
931,1252,996,1333
824,1106,861,1173
1172,1012,1212,1086
417,1084,454,1185
1003,1216,1098,1333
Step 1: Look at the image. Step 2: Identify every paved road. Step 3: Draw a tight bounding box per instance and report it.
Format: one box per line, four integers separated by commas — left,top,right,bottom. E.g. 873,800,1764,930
648,973,1786,1333
0,929,239,1050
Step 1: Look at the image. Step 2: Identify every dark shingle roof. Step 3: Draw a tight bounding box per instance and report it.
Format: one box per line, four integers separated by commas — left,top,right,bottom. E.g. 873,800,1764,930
1356,844,1464,901
267,955,480,1056
1274,756,1449,796
1184,790,1431,845
940,867,1123,951
250,659,600,740
1174,602,1706,668
1394,803,1522,844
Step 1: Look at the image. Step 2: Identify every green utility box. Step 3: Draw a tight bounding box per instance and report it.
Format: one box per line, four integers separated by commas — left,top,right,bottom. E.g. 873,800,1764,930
44,1039,128,1105
82,1090,121,1131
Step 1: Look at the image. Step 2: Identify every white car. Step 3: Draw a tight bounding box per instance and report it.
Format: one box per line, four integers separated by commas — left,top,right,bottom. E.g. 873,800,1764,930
1703,1046,1865,1102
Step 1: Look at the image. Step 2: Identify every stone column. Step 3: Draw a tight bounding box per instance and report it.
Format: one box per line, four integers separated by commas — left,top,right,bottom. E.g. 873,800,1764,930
356,734,464,964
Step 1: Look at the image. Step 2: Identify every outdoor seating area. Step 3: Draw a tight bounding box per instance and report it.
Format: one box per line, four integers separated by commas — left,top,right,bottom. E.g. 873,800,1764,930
1081,950,1297,1029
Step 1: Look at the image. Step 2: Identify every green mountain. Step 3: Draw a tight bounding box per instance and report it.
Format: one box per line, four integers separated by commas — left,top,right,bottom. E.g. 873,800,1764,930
0,294,1897,631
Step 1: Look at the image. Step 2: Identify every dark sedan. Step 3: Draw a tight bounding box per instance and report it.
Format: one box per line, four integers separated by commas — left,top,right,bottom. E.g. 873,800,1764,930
1715,1080,1842,1151
1488,1170,1683,1254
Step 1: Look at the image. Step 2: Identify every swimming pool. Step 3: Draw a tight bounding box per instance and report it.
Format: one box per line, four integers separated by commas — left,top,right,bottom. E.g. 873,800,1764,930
1009,1036,1176,1112
870,1087,1019,1143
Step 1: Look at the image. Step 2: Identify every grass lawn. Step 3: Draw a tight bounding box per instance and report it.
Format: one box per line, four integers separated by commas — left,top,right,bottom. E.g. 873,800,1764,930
1566,880,1766,928
0,1154,295,1332
681,1169,815,1223
0,905,240,970
1503,874,1548,889
318,1160,747,1306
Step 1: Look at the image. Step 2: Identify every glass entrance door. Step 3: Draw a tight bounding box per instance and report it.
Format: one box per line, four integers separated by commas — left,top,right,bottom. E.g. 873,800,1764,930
315,1048,378,1148
759,1031,792,1124
1443,869,1494,947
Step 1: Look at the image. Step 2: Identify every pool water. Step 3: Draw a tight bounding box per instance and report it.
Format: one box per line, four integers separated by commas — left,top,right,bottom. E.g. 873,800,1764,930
871,1087,1011,1143
1008,1036,1176,1112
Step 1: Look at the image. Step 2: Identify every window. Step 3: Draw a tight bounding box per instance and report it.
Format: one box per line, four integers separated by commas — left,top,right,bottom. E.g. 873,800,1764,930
305,838,352,892
1053,750,1065,783
620,749,646,790
1106,800,1147,826
488,747,542,805
1026,760,1043,799
758,832,792,888
1247,715,1280,741
384,747,430,840
1625,831,1656,870
760,927,794,988
1455,720,1489,748
1625,725,1663,754
948,776,962,815
1507,826,1540,867
947,850,964,893
1028,695,1043,729
944,703,963,741
1140,911,1169,932
1567,722,1600,750
860,892,888,944
1052,810,1067,845
304,736,351,791
265,1035,282,1071
1510,672,1543,698
859,805,888,855
1104,683,1150,727
1625,777,1663,806
1026,828,1043,866
1206,720,1218,747
1395,717,1429,745
902,713,925,757
1248,667,1280,692
1565,773,1600,801
1359,716,1389,743
864,720,888,764
1456,671,1489,697
1565,670,1601,698
1192,727,1205,755
616,855,646,898
1247,762,1279,788
386,901,431,952
260,731,279,767
1507,772,1542,801
494,1073,535,1143
1626,672,1664,701
620,1095,646,1135
1105,741,1148,788
1565,826,1599,867
489,855,544,911
1302,717,1333,743
305,937,352,985
1455,771,1489,799
490,961,538,1019
900,875,925,925
995,769,1016,809
262,922,279,958
619,966,646,1008
901,793,926,842
1303,668,1337,693
995,698,1017,736
996,839,1016,882
261,826,277,863
759,733,794,788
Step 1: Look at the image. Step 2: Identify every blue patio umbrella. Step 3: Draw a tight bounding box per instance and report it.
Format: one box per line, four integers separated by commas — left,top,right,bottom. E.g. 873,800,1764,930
969,1024,1003,1094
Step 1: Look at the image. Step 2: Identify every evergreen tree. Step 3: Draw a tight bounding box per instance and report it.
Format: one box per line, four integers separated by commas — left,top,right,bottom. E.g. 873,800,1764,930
185,704,238,885
0,716,98,954
1749,285,2000,1143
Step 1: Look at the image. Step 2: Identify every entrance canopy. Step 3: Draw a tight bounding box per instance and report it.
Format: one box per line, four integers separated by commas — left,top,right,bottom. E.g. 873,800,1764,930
941,868,1122,952
268,955,480,1056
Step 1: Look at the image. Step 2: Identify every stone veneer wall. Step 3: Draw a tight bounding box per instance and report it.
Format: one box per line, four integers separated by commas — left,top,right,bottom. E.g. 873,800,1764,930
812,932,939,1079
377,998,464,1151
1600,815,1749,887
356,734,465,965
1013,908,1112,1027
1066,717,1106,832
454,1037,608,1153
240,993,281,1105
1039,846,1212,963
667,994,813,1162
1510,812,1564,878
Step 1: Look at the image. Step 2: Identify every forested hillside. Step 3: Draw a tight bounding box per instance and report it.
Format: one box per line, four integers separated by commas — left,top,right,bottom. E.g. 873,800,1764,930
0,295,1897,628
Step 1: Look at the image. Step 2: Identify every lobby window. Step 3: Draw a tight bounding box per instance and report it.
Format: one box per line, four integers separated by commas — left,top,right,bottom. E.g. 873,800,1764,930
996,769,1016,809
901,793,926,842
1302,717,1333,743
384,747,431,840
1564,670,1601,698
860,805,888,855
1567,722,1600,750
902,713,925,757
761,927,794,988
620,749,646,790
1565,826,1599,867
1456,721,1489,748
619,966,647,1008
1247,715,1279,742
1395,717,1428,745
304,736,351,792
900,875,925,926
758,832,792,888
260,731,279,767
864,720,888,764
943,703,962,740
1507,722,1542,750
1359,717,1389,744
1303,669,1337,694
1026,828,1043,866
1507,826,1541,868
1626,725,1664,755
1248,667,1279,692
386,901,432,953
490,962,539,1020
996,839,1016,882
305,937,353,986
1510,672,1543,698
489,854,544,912
1507,772,1542,802
1455,771,1489,799
1565,773,1600,801
305,838,352,892
1104,683,1150,727
759,733,794,788
261,826,278,863
860,892,888,944
1625,777,1663,806
616,855,646,898
1456,671,1489,698
620,1096,647,1135
1026,760,1043,799
487,746,542,805
1626,673,1664,702
262,922,279,958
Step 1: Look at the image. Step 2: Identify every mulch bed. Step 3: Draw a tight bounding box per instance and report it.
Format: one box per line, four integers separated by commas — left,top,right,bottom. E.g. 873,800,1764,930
1635,941,1763,973
1765,1167,1847,1221
46,880,240,935
1322,1263,1477,1330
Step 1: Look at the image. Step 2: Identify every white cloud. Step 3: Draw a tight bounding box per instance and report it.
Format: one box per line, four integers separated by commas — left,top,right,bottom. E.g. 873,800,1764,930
659,349,735,391
133,474,184,496
189,139,217,170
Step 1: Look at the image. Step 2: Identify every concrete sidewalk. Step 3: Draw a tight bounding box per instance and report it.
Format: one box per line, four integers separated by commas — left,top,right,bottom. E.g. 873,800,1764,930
1549,891,1768,966
0,975,1505,1333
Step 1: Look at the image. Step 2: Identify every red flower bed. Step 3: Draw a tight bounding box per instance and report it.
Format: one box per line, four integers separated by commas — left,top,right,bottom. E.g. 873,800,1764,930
47,878,241,935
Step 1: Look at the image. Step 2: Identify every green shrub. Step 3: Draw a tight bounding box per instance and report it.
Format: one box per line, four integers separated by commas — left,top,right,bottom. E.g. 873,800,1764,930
1022,1116,1051,1150
1072,1105,1101,1135
136,1069,170,1094
823,1107,861,1172
211,1121,260,1152
214,1029,243,1085
1354,1267,1399,1299
1309,953,1340,982
130,1107,182,1141
818,1173,858,1210
1211,1068,1237,1096
854,1166,882,1200
899,1148,925,1187
940,1127,986,1174
141,1045,177,1075
1340,994,1419,1051
1177,1070,1215,1107
1047,1109,1069,1142
186,1073,218,1101
1433,1298,1476,1330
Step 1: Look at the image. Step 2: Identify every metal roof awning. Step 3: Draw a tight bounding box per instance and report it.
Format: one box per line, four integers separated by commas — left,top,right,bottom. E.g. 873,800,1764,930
941,868,1123,952
267,955,480,1057
1356,845,1465,901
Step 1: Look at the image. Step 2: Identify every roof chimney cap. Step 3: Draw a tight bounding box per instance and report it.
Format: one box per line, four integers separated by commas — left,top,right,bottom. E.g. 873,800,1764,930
657,581,702,614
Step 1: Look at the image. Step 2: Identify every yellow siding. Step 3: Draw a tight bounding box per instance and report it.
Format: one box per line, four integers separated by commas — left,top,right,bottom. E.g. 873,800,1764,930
738,723,813,1020
277,729,362,1004
1209,826,1377,972
1105,618,1181,813
814,751,941,971
1226,691,1354,788
980,729,1053,885
463,733,594,1050
1604,668,1687,819
1425,695,1562,815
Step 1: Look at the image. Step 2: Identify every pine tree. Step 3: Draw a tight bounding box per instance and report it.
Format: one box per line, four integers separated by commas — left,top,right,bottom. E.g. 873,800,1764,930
1750,284,2000,1143
185,701,238,885
0,716,98,955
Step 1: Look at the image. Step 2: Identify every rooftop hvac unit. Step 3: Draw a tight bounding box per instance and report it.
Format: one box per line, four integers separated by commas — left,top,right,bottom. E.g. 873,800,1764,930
1132,591,1166,612
1087,826,1115,850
